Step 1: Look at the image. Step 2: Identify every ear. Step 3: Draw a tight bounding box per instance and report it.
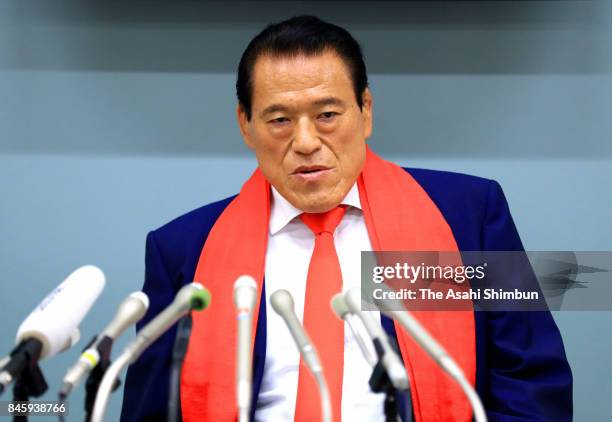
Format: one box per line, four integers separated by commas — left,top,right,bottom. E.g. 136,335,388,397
361,88,373,140
237,104,254,149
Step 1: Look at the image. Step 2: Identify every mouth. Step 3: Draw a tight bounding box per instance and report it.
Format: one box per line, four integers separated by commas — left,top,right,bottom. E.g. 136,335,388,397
291,165,333,181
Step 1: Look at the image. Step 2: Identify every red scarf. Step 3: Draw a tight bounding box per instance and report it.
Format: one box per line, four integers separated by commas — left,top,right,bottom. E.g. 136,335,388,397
181,148,475,421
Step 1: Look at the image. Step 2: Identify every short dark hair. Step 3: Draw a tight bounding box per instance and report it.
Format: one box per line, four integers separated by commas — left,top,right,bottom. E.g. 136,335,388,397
236,15,368,120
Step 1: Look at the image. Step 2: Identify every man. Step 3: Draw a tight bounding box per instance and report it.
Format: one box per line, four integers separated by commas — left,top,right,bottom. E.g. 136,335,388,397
121,16,572,421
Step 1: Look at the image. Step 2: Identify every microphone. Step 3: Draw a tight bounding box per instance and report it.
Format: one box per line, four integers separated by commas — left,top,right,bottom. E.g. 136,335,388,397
0,265,105,394
343,288,409,391
270,289,331,422
90,282,211,422
233,275,258,422
330,293,377,366
373,288,487,422
59,291,150,398
122,283,210,363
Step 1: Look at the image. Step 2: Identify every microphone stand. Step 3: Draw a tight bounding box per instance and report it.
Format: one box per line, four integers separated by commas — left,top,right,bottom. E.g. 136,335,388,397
82,336,119,422
369,361,399,422
168,314,193,422
368,339,410,422
8,341,48,422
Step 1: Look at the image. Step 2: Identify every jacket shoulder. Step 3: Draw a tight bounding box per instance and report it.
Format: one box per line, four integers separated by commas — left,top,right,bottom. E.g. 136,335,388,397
405,167,493,201
405,167,495,219
404,167,506,251
154,195,235,237
149,195,236,275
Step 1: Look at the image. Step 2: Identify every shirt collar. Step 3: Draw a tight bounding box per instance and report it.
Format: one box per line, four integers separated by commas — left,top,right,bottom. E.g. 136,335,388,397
269,182,362,235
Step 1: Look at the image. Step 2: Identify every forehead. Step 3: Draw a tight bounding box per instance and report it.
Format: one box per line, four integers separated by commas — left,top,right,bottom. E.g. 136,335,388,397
250,51,354,108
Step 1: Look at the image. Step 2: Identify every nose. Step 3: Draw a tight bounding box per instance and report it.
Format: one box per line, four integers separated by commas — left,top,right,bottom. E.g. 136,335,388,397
291,116,321,155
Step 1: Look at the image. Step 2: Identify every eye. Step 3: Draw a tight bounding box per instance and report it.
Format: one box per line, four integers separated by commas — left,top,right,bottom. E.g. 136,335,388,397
318,111,338,122
268,117,290,125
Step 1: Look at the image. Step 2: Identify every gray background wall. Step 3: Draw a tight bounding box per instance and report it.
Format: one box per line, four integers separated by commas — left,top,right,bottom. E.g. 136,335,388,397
1,1,611,420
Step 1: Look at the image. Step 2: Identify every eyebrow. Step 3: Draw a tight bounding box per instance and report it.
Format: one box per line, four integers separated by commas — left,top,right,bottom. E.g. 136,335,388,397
259,97,346,118
313,97,345,108
260,104,289,118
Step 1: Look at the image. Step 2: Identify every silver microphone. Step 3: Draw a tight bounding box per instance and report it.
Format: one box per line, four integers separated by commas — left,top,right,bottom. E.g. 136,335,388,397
59,291,150,398
373,287,487,422
91,283,211,422
330,293,377,366
343,288,409,391
123,283,210,363
270,289,331,422
233,275,258,422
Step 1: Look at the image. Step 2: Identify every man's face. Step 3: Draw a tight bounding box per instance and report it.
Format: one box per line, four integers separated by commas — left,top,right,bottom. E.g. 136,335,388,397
238,50,372,213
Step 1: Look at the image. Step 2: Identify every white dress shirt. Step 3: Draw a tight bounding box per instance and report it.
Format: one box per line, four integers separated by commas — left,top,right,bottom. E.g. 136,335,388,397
255,183,385,421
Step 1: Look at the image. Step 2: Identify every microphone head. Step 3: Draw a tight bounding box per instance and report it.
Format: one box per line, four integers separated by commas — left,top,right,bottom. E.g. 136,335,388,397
270,289,294,317
16,265,105,358
124,284,208,363
343,287,363,315
330,293,350,320
101,291,151,340
233,275,258,310
178,283,211,311
191,288,211,311
119,292,150,321
128,291,150,310
371,283,407,313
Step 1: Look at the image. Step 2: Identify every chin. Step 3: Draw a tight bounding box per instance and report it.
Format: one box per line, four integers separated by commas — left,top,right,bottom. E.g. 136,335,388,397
300,203,332,213
296,195,342,213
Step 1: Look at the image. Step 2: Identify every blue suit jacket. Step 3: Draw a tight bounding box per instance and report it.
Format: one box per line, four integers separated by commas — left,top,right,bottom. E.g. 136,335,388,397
121,168,572,421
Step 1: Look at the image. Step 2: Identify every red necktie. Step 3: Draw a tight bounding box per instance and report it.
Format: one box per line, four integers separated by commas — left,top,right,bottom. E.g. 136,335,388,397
294,206,347,422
